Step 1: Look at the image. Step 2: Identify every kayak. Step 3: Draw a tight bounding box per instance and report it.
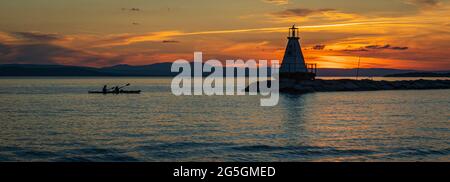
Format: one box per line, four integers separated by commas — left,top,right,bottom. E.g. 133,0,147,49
88,90,141,94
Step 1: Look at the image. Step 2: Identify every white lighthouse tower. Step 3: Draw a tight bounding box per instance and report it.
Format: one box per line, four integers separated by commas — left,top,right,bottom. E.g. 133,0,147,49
280,25,316,80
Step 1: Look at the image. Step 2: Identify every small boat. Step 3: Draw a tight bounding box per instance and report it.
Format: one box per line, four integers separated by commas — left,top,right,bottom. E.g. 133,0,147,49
88,90,141,94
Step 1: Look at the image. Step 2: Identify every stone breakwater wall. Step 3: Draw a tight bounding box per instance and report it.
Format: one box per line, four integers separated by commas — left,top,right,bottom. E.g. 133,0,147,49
246,79,450,94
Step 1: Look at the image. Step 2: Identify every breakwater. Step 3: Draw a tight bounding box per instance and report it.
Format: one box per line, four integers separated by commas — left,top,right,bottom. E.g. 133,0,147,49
246,79,450,94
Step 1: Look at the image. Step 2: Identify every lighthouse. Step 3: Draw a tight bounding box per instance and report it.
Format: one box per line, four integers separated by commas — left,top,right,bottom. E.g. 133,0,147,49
279,25,317,80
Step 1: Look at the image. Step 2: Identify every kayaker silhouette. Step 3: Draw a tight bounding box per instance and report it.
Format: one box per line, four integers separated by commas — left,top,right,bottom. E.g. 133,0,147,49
89,83,140,94
102,85,108,94
113,86,120,94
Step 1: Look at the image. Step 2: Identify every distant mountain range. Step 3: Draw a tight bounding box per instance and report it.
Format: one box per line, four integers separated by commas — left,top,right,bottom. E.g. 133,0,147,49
0,63,177,76
0,63,447,77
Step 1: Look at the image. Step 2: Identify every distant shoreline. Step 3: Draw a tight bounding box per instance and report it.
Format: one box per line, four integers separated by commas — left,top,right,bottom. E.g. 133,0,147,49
0,63,448,77
384,72,450,77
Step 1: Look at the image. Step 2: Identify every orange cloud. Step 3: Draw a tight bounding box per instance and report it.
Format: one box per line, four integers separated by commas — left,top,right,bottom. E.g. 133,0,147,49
262,0,289,5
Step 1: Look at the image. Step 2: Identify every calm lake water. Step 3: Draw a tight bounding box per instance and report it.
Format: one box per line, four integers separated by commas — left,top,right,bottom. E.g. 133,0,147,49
0,77,449,162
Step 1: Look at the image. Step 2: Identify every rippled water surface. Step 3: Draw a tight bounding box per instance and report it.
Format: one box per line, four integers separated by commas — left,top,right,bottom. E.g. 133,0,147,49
0,77,449,161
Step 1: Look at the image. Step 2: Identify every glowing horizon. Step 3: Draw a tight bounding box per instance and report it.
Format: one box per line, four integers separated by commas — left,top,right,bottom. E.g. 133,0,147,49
0,0,449,70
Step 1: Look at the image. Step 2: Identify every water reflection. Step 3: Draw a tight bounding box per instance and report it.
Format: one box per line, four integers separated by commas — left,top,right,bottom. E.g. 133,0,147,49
0,78,449,161
278,94,308,146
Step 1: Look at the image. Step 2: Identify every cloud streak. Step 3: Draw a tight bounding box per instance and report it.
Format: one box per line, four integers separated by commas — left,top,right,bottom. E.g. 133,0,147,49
365,44,409,50
271,8,336,17
405,0,442,9
162,40,180,43
313,45,326,50
122,8,141,12
262,0,289,5
0,42,123,67
94,21,403,47
12,32,62,42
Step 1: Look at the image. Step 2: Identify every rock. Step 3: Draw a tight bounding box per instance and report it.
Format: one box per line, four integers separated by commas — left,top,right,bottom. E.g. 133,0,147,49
245,79,450,94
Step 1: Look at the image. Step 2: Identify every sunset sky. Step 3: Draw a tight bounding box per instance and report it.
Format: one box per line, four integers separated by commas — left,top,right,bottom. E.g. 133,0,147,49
0,0,449,70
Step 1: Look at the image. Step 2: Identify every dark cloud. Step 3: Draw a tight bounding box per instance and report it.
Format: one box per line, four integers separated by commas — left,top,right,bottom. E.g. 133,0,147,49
122,8,141,12
162,40,180,43
366,44,391,49
391,46,409,50
341,44,409,52
0,42,123,66
0,43,73,64
272,8,335,18
312,44,326,50
132,22,140,26
365,44,409,50
406,0,441,8
12,32,62,42
0,43,12,55
343,48,369,52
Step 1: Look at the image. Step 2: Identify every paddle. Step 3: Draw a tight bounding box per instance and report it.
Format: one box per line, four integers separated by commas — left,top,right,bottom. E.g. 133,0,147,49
118,83,131,89
108,83,130,91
